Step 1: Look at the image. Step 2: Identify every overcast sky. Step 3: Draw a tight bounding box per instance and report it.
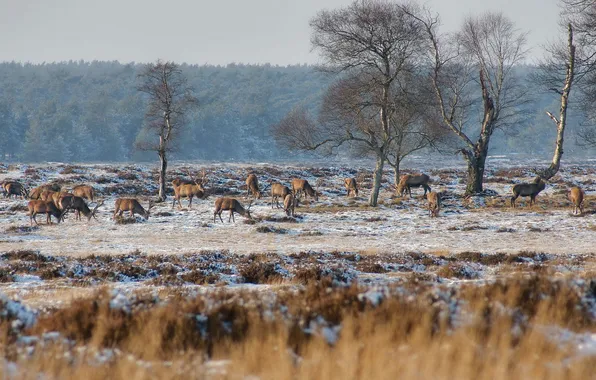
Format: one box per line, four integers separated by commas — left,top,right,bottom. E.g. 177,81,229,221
0,0,561,65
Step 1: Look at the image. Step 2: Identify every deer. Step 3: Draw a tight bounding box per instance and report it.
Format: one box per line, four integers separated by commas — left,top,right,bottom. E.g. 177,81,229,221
27,200,66,226
271,183,292,209
283,193,296,217
511,177,546,208
29,184,61,200
213,197,252,223
171,170,207,209
3,181,28,199
58,194,103,221
396,174,431,197
39,190,57,202
568,186,585,215
246,173,261,200
72,184,95,202
114,198,154,220
344,178,359,197
427,191,441,218
291,178,318,202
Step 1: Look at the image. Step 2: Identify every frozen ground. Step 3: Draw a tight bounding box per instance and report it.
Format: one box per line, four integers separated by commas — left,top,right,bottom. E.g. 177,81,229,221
0,157,595,257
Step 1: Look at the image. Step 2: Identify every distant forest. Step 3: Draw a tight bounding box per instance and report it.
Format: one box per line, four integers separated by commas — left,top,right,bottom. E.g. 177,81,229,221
0,61,593,163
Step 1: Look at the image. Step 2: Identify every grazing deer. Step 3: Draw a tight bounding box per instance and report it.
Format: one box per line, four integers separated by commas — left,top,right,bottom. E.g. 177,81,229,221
568,186,585,215
291,178,318,201
213,197,252,223
283,193,296,217
344,178,359,197
29,184,61,200
246,173,261,200
427,191,441,218
72,184,95,202
3,181,28,199
171,170,207,209
114,198,154,220
511,177,546,208
27,200,65,226
396,174,431,197
58,194,103,221
271,183,291,209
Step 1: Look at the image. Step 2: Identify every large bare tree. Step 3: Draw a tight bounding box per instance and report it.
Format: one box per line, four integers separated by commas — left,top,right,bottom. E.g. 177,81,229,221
406,10,528,195
137,60,197,202
272,0,429,206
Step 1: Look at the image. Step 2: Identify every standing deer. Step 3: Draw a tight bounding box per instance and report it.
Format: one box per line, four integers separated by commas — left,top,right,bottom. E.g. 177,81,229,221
213,197,252,223
396,174,431,197
3,181,28,199
171,170,207,209
427,191,441,218
58,194,103,221
344,178,359,197
271,183,291,209
114,198,154,220
291,178,318,201
246,173,261,200
568,186,585,215
72,185,95,202
511,177,546,208
27,200,66,226
283,193,296,217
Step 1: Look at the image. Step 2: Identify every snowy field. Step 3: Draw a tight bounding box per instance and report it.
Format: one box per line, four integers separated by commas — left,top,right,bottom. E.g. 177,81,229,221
0,157,595,378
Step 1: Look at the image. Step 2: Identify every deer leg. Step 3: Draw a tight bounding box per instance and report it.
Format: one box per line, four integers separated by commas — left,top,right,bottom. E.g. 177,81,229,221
172,196,176,209
218,211,224,223
188,196,193,209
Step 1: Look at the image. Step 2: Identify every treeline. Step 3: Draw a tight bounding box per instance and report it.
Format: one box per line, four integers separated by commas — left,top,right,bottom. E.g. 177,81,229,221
0,61,591,162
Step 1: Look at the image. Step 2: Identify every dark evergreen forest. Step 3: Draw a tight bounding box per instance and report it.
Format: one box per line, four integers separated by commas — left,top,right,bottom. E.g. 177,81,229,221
0,61,592,163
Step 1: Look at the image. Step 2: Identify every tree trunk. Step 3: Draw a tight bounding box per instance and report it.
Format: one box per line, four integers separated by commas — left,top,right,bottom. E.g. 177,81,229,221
463,148,487,196
542,23,575,181
157,144,167,202
369,155,385,207
393,160,401,187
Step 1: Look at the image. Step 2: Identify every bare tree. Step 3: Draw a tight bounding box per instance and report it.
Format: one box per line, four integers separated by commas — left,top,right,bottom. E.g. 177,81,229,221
406,9,528,195
137,60,197,202
272,0,427,206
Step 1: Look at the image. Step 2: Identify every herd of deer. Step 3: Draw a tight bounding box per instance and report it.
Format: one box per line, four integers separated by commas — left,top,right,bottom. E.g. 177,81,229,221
0,169,588,226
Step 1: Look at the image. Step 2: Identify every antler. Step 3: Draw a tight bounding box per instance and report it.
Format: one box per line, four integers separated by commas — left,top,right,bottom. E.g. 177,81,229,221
185,168,200,186
246,200,253,211
91,200,104,220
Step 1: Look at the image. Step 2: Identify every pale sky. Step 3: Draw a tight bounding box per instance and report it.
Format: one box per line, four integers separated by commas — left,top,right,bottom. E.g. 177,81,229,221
0,0,561,65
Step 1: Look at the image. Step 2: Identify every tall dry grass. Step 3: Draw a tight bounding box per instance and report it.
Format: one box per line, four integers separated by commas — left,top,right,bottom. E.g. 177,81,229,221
2,275,596,379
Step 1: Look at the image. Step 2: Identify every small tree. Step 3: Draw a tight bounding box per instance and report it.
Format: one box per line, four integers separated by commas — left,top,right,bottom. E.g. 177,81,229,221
137,60,197,202
407,9,528,195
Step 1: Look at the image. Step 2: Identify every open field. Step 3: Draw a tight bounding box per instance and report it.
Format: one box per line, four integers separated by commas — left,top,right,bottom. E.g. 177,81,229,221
0,157,595,379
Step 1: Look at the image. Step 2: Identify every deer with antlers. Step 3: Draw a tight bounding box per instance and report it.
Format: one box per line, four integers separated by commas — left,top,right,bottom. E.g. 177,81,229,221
213,197,252,223
58,194,103,221
171,169,207,209
114,198,154,220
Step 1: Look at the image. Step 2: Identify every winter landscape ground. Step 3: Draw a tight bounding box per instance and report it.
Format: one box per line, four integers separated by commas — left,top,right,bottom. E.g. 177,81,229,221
0,156,595,379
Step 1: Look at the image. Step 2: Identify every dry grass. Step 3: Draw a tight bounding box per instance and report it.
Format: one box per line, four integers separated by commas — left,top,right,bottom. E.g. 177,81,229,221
0,275,593,379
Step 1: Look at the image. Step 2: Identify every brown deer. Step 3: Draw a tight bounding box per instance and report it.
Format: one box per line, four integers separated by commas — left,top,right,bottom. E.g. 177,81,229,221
3,181,28,199
344,178,359,197
396,174,431,197
39,190,57,202
246,173,261,200
511,177,546,208
29,184,61,200
72,184,95,202
27,200,66,226
427,191,441,218
171,170,207,209
114,198,154,220
58,194,103,221
271,183,291,209
291,178,318,201
213,197,252,223
568,186,585,215
283,193,296,217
